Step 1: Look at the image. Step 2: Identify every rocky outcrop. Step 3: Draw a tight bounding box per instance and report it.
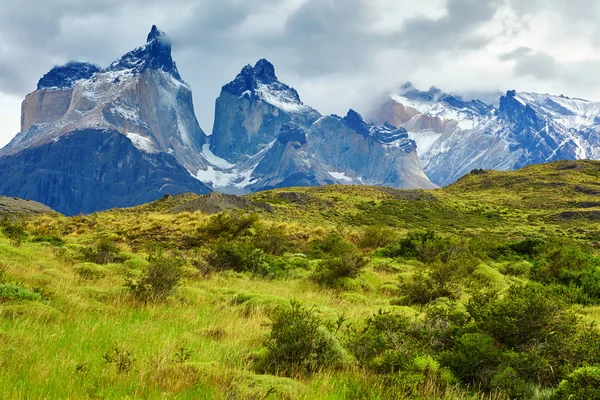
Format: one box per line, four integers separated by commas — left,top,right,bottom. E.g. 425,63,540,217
210,59,321,163
3,25,208,175
0,129,209,215
247,111,437,190
0,26,210,215
373,84,595,186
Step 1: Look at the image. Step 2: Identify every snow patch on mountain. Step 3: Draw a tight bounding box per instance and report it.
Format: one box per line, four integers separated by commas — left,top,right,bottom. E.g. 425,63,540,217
126,133,157,153
255,83,310,113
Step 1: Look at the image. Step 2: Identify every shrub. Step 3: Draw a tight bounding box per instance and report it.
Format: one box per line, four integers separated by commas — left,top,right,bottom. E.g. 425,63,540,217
207,240,269,275
251,224,292,256
198,211,259,240
491,366,534,399
308,231,354,259
80,235,125,265
399,258,468,305
440,333,501,388
358,226,398,249
350,310,421,374
74,263,107,280
125,254,184,302
103,344,136,374
553,366,600,400
258,301,348,375
311,250,368,287
505,260,532,277
382,230,467,264
1,217,27,246
30,236,65,247
0,283,42,302
467,284,578,349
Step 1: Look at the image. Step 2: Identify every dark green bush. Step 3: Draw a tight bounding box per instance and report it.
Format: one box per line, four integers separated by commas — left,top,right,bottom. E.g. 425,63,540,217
382,230,466,264
207,240,269,274
258,301,348,375
467,284,577,349
490,366,533,399
350,310,421,374
553,366,600,400
198,211,259,240
251,224,292,256
125,254,183,302
399,258,469,304
80,235,125,265
31,236,64,247
358,226,398,249
311,250,368,287
440,333,501,387
1,217,27,246
308,231,354,259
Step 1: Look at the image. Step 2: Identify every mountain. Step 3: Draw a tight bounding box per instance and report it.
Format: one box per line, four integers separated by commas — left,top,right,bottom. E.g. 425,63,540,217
373,83,600,186
0,26,210,215
197,61,437,192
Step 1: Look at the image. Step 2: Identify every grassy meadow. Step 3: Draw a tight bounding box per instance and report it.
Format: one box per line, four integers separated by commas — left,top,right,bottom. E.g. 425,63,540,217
2,160,600,399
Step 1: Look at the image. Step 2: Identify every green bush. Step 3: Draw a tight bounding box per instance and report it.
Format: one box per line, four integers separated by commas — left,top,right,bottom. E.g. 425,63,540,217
350,310,421,374
80,235,125,265
1,217,27,246
124,254,183,302
311,250,368,287
0,283,42,302
31,236,65,247
358,226,398,249
382,230,466,264
467,284,577,349
258,301,348,375
308,231,354,259
198,211,259,240
553,366,600,400
398,258,467,305
251,224,292,256
440,333,501,388
505,260,532,277
207,240,269,275
490,366,534,399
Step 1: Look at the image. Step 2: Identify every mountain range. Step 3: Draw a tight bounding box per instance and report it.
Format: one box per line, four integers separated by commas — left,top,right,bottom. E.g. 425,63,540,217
1,25,600,214
373,83,600,186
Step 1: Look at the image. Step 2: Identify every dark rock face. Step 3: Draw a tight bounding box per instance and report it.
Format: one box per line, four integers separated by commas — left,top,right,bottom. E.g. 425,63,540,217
211,59,320,163
0,129,209,215
37,62,101,90
277,123,307,146
108,25,182,81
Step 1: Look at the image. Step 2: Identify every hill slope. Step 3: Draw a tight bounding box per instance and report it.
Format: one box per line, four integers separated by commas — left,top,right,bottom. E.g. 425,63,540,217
1,160,600,399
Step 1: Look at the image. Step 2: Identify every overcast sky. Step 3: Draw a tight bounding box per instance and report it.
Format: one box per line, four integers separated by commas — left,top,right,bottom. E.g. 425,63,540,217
1,0,599,146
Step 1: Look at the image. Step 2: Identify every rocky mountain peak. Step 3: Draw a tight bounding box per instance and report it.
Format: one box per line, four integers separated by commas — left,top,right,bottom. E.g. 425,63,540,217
37,61,101,90
342,109,371,137
146,25,166,42
222,59,302,106
108,25,182,81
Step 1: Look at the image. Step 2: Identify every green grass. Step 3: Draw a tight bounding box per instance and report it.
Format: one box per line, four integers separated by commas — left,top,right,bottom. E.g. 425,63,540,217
3,160,600,398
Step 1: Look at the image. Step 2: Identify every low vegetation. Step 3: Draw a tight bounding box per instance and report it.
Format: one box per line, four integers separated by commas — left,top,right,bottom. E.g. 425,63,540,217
2,160,600,398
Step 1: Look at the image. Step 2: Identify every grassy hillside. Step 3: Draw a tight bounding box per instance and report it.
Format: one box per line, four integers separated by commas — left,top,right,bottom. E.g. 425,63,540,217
2,160,600,399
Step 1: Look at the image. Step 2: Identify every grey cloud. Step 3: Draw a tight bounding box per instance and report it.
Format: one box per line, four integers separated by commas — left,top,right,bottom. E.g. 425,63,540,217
2,0,600,144
398,0,502,52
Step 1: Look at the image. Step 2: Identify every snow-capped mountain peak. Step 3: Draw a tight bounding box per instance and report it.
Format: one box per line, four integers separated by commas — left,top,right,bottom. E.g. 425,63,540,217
223,59,310,113
108,25,183,82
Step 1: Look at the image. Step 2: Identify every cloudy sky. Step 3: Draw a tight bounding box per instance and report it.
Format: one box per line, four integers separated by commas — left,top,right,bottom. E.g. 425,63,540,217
0,0,599,146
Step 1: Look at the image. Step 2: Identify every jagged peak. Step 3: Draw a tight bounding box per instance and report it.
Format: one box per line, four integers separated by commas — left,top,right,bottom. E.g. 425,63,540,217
147,25,166,43
37,61,101,90
222,59,307,112
107,25,182,82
